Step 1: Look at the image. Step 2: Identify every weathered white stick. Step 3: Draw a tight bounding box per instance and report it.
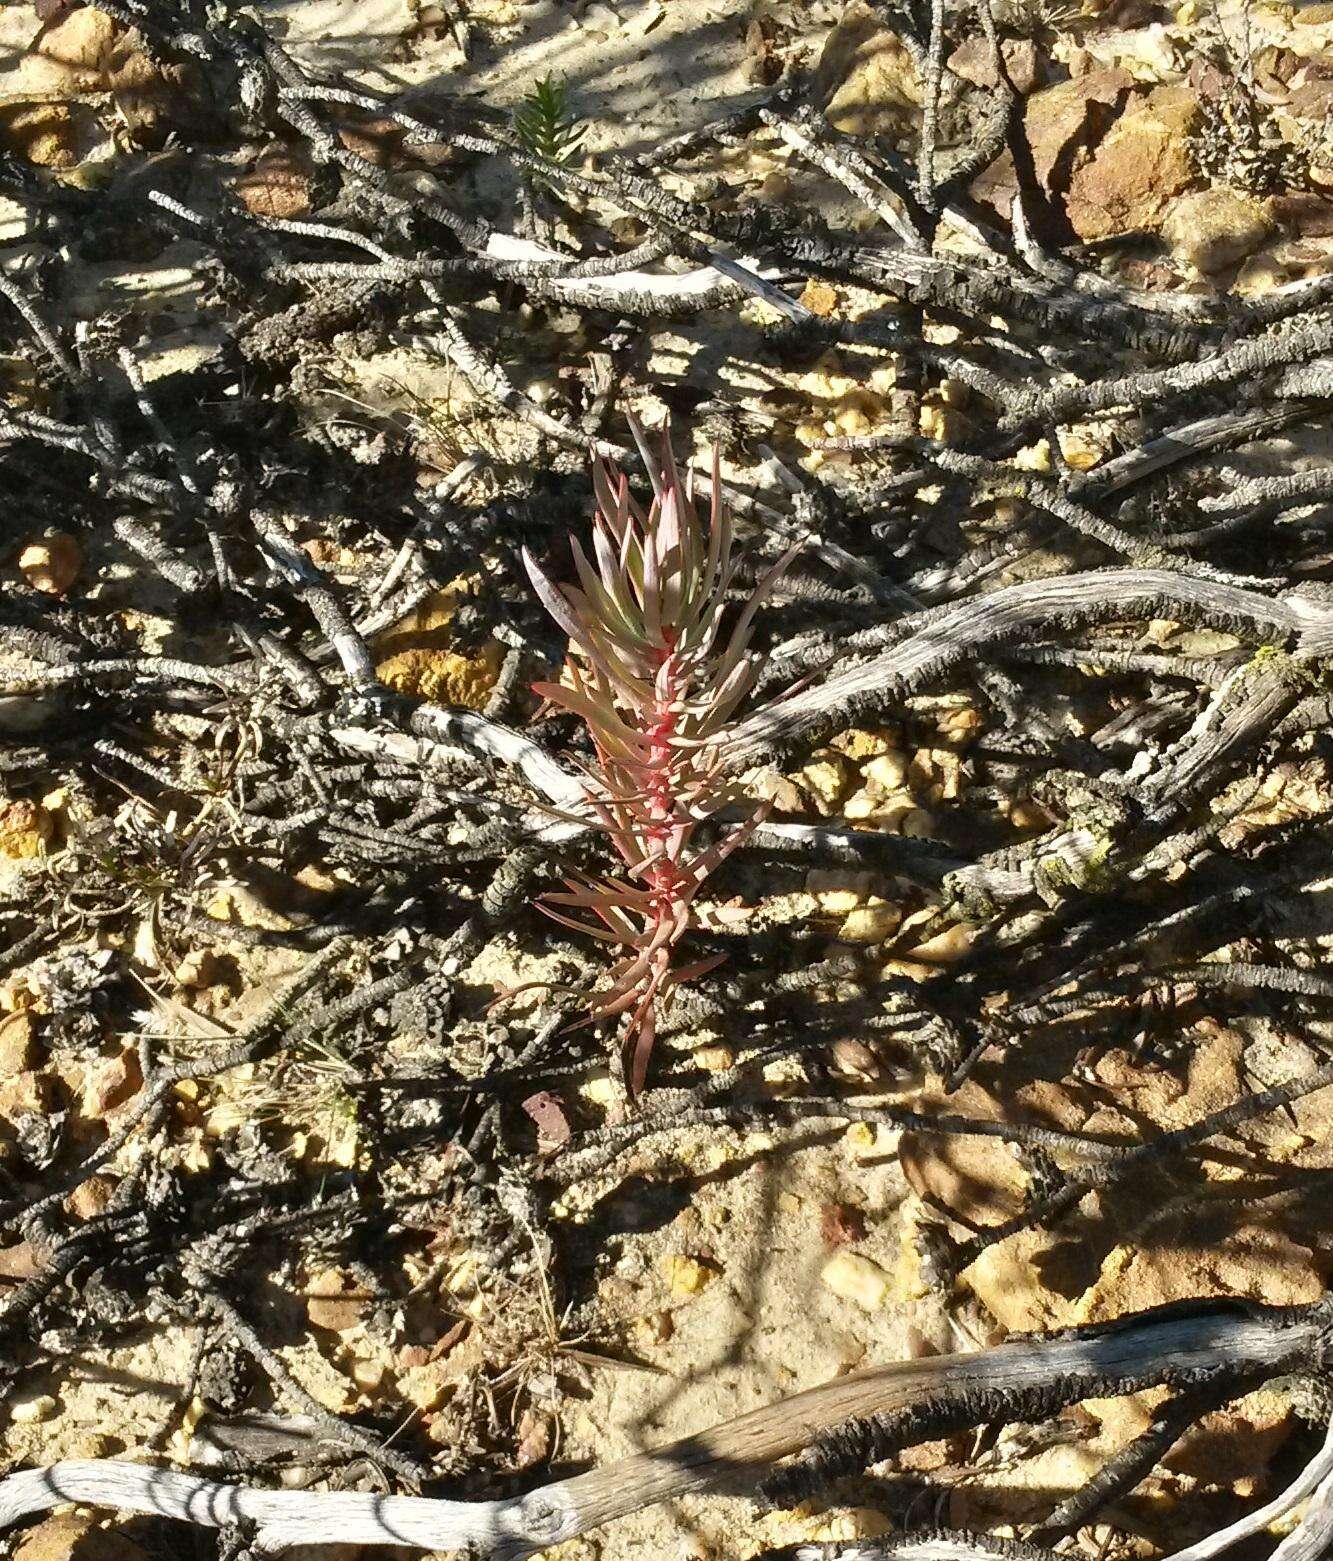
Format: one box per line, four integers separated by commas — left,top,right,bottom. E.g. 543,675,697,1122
0,1305,1324,1559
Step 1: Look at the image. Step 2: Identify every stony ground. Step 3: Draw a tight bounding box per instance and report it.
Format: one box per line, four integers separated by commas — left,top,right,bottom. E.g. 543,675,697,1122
2,1,1333,1560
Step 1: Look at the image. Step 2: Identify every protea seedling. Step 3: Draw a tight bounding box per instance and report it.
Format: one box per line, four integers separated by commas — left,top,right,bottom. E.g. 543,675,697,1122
523,420,798,1096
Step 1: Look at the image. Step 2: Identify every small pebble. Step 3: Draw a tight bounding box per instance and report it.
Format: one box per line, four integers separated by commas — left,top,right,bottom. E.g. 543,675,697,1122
662,1254,713,1296
821,1250,890,1310
839,901,902,944
10,1395,57,1424
863,752,909,794
17,532,81,596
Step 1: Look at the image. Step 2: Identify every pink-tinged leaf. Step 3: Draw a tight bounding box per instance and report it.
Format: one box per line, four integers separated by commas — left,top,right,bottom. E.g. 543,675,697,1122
670,950,729,986
656,491,684,626
535,903,625,944
523,547,588,650
589,522,631,615
820,1202,866,1249
627,414,665,501
625,1001,657,1098
521,1091,572,1151
545,884,657,912
529,683,650,761
684,809,767,883
713,541,802,684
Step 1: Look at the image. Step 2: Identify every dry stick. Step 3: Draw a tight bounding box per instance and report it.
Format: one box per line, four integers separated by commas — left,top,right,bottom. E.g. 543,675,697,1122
1268,1447,1333,1561
1033,1385,1228,1538
1166,1414,1333,1561
332,571,1325,846
916,0,949,213
949,1055,1333,1273
766,1540,1064,1561
261,55,799,319
0,939,352,1237
725,569,1333,767
0,1303,1326,1558
196,1288,431,1483
1069,402,1325,500
1014,320,1333,429
418,295,629,459
905,444,1272,586
0,658,258,696
251,513,379,693
764,110,925,249
1199,467,1333,516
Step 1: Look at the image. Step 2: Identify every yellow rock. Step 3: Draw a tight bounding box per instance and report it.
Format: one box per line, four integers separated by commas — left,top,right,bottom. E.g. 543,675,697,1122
373,586,502,709
9,1395,57,1425
842,789,882,822
831,728,897,761
204,886,293,931
662,1254,714,1296
815,887,863,915
805,868,875,898
305,1267,369,1334
907,921,973,962
0,1012,37,1073
173,949,220,988
798,353,859,403
860,796,932,835
399,1359,450,1412
938,704,984,745
376,644,501,706
830,1037,883,1078
816,1,921,136
1057,424,1109,471
795,750,850,812
632,1310,674,1346
911,746,965,802
799,278,840,316
177,1132,212,1174
821,1250,890,1310
1235,254,1285,297
919,400,968,444
1009,798,1053,830
694,1043,735,1073
17,531,81,595
839,900,902,943
809,1508,893,1542
745,766,805,812
582,1071,618,1107
834,401,873,437
1162,187,1273,274
0,104,79,170
1015,439,1054,472
0,800,51,860
863,751,909,794
351,1356,387,1394
446,1253,480,1294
